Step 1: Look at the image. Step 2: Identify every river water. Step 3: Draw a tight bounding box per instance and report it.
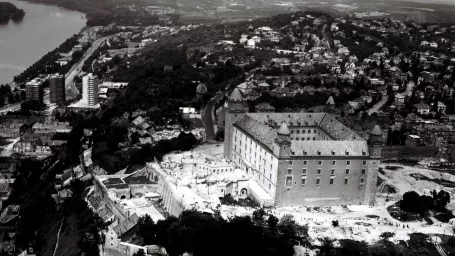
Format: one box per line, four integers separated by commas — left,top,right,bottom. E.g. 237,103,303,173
0,0,86,85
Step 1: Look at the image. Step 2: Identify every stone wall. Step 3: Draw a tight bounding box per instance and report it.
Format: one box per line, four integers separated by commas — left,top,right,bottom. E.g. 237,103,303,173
274,158,370,207
146,163,185,217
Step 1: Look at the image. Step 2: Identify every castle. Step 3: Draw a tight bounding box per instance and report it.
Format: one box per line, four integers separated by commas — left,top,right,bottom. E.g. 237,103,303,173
223,88,382,207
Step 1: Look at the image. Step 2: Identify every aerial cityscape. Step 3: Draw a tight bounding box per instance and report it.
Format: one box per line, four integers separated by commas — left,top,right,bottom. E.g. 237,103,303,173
1,0,455,255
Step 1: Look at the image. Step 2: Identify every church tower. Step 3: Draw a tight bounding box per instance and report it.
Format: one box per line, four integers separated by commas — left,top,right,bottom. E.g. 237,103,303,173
364,125,383,206
224,88,248,160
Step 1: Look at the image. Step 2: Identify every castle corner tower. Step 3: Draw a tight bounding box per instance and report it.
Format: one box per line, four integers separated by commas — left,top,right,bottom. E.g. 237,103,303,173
224,88,248,160
364,125,383,206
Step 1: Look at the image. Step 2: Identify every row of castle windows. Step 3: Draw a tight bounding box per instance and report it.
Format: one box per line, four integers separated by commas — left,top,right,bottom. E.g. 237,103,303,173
288,168,366,175
286,176,365,186
288,160,367,166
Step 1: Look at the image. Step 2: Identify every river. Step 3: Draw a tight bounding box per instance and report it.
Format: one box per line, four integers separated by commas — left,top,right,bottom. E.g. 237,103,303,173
0,0,86,85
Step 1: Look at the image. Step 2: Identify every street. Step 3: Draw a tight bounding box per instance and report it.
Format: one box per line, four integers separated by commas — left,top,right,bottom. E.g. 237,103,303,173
367,94,388,115
64,36,113,98
202,91,227,140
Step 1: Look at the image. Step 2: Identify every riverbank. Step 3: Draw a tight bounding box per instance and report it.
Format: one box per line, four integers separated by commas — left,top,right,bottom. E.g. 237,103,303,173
16,0,167,26
0,0,86,85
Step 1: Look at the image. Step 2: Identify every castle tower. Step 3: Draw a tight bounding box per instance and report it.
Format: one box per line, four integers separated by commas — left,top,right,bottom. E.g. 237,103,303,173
275,122,292,158
224,88,248,160
364,125,383,206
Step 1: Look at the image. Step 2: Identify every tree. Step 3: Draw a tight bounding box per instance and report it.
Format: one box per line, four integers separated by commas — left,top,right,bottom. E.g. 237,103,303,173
252,208,265,223
133,249,146,256
267,215,279,229
432,190,450,210
400,191,420,213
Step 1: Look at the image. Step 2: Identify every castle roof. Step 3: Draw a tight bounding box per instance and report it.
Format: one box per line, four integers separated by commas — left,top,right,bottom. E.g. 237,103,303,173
370,125,382,136
228,88,243,101
277,122,291,135
233,112,366,157
196,83,207,94
326,96,335,105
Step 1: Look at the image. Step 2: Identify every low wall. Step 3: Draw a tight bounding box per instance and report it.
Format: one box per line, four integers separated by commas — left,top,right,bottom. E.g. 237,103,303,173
381,146,439,162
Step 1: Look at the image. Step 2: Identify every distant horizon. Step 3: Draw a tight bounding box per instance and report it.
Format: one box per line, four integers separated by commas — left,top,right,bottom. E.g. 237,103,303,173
387,0,455,5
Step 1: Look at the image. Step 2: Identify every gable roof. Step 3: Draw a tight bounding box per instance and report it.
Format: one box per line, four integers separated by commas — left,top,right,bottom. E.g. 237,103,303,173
228,88,243,101
113,213,139,237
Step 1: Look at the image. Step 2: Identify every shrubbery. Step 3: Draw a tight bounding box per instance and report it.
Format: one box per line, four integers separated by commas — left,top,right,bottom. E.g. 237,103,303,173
400,190,450,215
137,210,307,256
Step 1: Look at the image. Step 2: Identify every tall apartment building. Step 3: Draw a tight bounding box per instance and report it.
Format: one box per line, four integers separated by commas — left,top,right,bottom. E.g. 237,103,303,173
82,73,99,106
49,74,65,105
224,88,382,207
25,78,44,104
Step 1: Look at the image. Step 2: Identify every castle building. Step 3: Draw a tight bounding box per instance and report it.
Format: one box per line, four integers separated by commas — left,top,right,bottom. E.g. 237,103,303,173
224,88,382,207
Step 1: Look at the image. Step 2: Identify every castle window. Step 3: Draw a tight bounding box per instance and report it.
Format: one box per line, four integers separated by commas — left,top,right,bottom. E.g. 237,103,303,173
331,151,335,156
347,160,351,165
289,160,293,165
316,178,320,185
346,169,350,174
331,169,335,175
332,160,336,165
317,151,321,156
308,129,311,133
313,137,316,140
330,178,334,185
303,160,307,165
362,169,366,175
317,169,322,174
302,169,307,175
291,130,294,134
303,130,306,134
303,151,307,156
270,174,272,179
318,160,322,165
269,183,271,190
362,151,366,156
285,176,293,187
344,178,349,185
345,151,349,156
297,130,300,134
287,169,292,175
360,178,365,184
301,178,306,185
314,129,317,133
363,160,367,165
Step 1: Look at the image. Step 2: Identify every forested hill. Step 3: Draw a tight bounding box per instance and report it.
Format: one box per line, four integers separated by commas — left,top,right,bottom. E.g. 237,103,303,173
0,2,25,23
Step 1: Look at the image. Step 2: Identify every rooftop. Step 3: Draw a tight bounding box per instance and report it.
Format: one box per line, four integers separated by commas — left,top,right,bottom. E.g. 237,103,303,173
234,113,366,157
228,88,243,101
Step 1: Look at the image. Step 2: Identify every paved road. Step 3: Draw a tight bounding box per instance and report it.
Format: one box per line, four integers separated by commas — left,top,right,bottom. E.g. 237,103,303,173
202,91,228,140
64,36,112,98
367,93,388,115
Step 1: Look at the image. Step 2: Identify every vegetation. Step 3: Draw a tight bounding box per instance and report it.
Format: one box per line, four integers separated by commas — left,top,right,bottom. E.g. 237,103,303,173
400,190,450,215
0,2,25,23
16,0,178,26
137,210,307,256
14,35,88,83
